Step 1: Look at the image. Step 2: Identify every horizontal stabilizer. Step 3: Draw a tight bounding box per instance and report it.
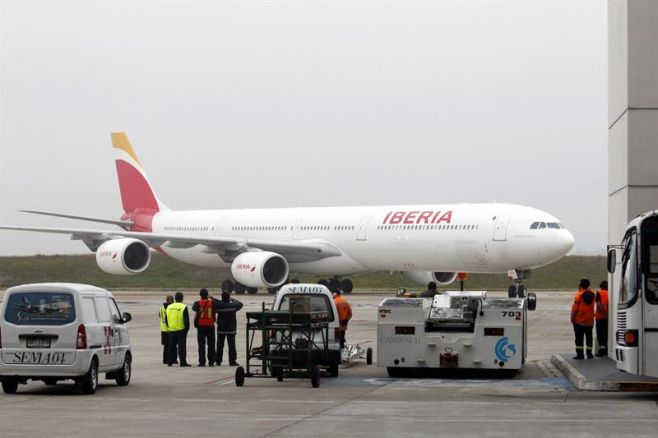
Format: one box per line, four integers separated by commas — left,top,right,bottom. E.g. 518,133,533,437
19,210,133,228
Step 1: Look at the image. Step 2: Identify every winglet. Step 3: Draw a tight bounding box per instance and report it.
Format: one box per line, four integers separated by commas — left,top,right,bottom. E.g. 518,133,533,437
111,132,168,215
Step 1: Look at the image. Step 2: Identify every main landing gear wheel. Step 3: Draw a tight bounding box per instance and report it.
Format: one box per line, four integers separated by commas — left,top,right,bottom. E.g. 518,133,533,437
246,287,258,294
267,287,279,294
221,280,234,294
234,282,246,295
310,365,321,388
235,366,245,387
341,278,353,294
317,279,329,287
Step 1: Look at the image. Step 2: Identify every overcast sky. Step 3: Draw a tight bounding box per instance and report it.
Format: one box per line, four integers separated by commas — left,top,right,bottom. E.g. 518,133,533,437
0,0,607,256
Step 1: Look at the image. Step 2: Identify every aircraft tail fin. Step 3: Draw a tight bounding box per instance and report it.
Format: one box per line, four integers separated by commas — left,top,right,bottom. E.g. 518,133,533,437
111,132,169,214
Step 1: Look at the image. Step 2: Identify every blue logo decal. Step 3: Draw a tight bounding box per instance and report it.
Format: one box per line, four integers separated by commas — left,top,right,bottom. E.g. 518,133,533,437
495,337,517,362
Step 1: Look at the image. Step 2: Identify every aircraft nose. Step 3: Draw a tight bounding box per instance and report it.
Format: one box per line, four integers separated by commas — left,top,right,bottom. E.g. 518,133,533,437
557,229,575,255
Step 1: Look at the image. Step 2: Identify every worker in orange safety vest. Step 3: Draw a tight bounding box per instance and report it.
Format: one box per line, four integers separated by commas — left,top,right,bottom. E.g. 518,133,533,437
570,278,595,359
595,281,609,357
192,288,216,367
329,279,352,350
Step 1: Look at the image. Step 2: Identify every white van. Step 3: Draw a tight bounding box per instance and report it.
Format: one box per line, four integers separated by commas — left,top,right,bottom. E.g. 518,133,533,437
0,283,132,394
272,284,342,376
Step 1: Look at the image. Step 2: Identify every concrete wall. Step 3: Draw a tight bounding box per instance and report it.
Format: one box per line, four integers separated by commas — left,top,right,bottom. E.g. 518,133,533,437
608,0,658,353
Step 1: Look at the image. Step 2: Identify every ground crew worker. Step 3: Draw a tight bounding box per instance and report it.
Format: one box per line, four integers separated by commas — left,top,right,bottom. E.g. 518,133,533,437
419,281,438,298
595,280,609,357
192,288,216,367
214,291,243,366
159,295,174,364
330,280,352,350
166,291,191,367
570,278,595,359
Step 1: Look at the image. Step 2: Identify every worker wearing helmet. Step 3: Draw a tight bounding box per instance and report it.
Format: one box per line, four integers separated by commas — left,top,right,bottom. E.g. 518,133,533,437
570,278,595,360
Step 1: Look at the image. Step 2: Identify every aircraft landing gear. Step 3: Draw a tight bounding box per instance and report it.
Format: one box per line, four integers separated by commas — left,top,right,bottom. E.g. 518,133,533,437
507,269,530,298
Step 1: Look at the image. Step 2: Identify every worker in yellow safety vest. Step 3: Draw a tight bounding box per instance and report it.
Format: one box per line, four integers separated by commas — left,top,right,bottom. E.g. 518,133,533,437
166,292,191,367
159,295,174,364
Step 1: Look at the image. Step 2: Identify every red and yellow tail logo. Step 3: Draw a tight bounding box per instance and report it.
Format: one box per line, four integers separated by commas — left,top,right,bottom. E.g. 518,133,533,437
111,133,168,231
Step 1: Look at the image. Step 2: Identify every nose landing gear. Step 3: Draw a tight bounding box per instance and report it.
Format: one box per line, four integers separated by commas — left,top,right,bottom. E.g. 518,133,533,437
507,269,531,298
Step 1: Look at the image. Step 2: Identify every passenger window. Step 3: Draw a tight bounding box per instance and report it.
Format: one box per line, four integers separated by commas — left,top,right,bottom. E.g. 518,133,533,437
95,297,112,323
82,297,97,322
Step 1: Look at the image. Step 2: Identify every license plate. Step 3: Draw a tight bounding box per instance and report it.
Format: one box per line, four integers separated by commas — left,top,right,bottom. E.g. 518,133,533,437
26,337,51,348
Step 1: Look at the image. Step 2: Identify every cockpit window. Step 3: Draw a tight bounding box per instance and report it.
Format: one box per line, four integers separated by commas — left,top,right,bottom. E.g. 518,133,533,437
547,222,560,229
538,222,547,229
530,222,539,229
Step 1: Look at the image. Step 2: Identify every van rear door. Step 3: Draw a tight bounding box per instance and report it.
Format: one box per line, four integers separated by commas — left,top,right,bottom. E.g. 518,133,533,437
1,290,78,366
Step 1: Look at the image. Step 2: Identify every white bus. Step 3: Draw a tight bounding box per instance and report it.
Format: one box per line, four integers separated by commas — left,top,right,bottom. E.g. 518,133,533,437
607,211,658,378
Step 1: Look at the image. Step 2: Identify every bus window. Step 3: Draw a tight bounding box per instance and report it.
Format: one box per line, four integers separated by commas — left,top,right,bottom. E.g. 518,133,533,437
619,231,638,306
646,245,658,304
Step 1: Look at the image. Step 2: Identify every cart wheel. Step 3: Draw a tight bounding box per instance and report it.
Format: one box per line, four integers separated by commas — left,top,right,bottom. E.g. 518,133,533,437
235,366,245,387
366,347,373,365
311,366,321,388
273,367,284,382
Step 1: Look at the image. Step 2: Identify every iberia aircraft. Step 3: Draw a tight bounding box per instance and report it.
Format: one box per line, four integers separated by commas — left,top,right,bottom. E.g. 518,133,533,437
0,133,574,293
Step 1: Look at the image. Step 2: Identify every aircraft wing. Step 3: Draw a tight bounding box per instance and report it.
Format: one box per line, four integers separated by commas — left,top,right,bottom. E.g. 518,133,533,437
0,225,342,263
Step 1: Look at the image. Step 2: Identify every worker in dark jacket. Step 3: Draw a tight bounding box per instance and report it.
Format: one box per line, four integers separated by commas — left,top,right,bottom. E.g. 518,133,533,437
192,288,216,367
214,291,243,366
166,292,191,367
570,279,595,360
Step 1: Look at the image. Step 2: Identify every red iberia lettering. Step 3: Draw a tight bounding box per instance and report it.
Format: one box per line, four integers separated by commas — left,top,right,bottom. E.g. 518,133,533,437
382,210,453,225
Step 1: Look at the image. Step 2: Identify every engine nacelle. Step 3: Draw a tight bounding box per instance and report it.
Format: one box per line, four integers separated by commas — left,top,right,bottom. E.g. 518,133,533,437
96,238,152,275
402,271,457,286
230,251,289,288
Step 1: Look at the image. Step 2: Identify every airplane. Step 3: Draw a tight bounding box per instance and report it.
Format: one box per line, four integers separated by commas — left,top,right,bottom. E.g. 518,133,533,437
0,133,575,294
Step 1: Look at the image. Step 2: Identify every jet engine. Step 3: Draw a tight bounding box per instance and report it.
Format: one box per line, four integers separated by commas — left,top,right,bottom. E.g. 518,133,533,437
402,271,457,285
96,238,151,275
230,251,289,288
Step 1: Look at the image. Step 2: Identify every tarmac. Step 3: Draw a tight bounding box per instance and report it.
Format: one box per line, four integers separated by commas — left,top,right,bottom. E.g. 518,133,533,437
0,289,657,438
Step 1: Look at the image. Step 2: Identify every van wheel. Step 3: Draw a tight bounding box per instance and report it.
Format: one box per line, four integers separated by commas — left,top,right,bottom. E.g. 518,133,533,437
2,378,19,394
81,358,98,394
366,348,373,365
116,354,132,386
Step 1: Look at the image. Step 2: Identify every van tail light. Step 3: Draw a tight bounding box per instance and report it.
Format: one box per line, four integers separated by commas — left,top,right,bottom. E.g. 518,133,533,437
76,324,87,349
624,330,638,347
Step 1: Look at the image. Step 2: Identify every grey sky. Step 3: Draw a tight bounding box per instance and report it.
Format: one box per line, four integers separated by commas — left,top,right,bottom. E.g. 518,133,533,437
0,0,607,256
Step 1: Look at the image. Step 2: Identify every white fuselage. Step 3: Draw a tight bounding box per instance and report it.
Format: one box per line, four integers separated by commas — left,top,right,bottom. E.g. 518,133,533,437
152,203,574,276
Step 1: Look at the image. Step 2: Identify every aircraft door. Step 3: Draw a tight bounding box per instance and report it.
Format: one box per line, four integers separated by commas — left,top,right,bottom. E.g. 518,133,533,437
493,214,512,242
215,217,228,236
356,215,371,241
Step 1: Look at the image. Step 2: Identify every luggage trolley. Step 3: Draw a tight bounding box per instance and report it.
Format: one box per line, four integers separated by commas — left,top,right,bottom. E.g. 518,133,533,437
234,303,330,388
